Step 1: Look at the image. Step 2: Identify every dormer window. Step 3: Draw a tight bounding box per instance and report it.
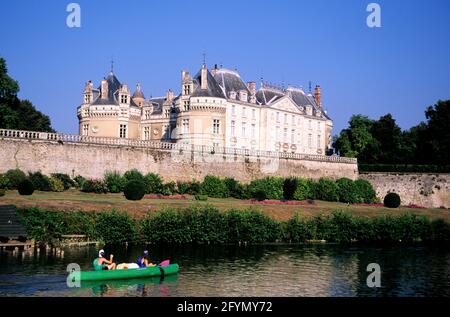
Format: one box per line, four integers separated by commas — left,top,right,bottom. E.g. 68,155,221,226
229,91,236,100
84,94,91,104
121,95,128,104
184,85,191,95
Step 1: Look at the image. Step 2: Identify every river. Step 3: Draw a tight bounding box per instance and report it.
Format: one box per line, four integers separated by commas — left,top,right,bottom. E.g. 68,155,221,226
0,244,449,297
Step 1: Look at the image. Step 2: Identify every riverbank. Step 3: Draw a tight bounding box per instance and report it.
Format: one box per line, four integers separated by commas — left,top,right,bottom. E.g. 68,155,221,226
2,189,449,222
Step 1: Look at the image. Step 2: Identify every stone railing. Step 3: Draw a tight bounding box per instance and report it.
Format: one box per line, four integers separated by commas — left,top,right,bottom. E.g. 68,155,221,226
0,128,357,164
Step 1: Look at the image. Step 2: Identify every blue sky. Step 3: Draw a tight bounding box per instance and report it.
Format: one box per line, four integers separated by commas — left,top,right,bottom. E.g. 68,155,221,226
0,0,449,135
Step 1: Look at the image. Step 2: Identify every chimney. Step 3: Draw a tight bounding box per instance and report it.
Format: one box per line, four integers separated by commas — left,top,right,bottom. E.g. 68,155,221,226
211,64,219,76
247,82,256,95
201,64,208,90
314,85,321,106
101,79,108,99
166,89,174,101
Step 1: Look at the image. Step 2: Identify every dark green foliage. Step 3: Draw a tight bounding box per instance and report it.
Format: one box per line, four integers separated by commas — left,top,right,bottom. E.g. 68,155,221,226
283,177,298,200
430,219,450,242
124,180,146,200
17,208,66,245
49,177,64,192
177,180,202,195
161,181,176,196
18,179,34,195
5,169,26,189
224,178,241,198
283,214,316,242
201,175,228,198
141,209,187,244
95,210,136,244
315,178,339,202
248,177,283,200
0,174,10,189
28,171,52,191
104,171,125,193
50,173,75,190
293,179,312,201
0,188,5,197
354,179,377,203
177,182,190,194
336,178,360,203
384,192,401,208
73,175,86,188
253,189,267,201
123,169,145,183
144,173,163,194
195,194,208,201
81,179,108,193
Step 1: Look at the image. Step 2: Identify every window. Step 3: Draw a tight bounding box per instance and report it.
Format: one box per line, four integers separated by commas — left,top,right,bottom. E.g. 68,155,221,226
276,112,280,122
317,135,321,149
252,109,256,119
308,120,312,130
276,126,280,141
283,128,287,142
308,134,312,148
84,94,91,104
231,105,236,115
82,124,89,136
292,115,295,125
242,107,246,117
184,85,190,95
119,124,127,138
121,95,128,104
165,109,170,118
291,129,295,144
183,101,190,111
182,119,189,133
144,126,150,140
231,120,235,136
213,119,220,134
163,125,171,140
145,110,151,120
284,113,288,124
242,122,246,137
251,124,256,138
318,121,321,131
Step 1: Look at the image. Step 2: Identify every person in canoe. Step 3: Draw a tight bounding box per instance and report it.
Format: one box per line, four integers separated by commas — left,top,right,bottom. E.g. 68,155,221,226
137,250,156,268
93,249,116,271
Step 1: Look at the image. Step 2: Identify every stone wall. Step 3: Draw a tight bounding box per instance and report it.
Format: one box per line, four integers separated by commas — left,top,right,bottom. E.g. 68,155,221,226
0,138,358,183
360,172,450,208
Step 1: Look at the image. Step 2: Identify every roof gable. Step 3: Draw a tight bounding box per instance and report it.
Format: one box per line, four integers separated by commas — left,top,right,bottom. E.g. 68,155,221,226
268,96,303,113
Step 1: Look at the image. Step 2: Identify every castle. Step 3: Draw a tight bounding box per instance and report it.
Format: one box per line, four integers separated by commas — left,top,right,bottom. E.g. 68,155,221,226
77,64,333,155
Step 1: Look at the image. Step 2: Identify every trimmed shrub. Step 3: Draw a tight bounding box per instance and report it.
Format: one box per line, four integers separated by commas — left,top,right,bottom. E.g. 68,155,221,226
95,211,136,244
283,214,316,242
49,177,65,192
5,169,26,189
384,192,401,208
51,173,75,190
144,173,163,194
177,182,190,195
0,188,5,197
104,171,125,193
28,171,52,191
248,177,283,200
0,174,11,189
18,179,34,195
201,175,228,198
315,178,339,202
81,179,108,194
224,178,241,199
124,180,146,200
161,181,176,196
253,189,267,201
73,175,86,188
354,179,377,203
336,178,359,203
124,169,144,183
141,208,187,244
293,179,311,201
283,177,298,200
195,194,208,201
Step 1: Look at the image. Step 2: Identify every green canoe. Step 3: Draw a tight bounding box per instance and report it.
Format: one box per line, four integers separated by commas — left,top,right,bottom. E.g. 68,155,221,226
69,264,179,281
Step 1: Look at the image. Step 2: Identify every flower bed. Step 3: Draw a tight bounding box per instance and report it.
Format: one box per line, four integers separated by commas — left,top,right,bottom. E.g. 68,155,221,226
144,194,189,200
250,199,316,206
405,204,427,209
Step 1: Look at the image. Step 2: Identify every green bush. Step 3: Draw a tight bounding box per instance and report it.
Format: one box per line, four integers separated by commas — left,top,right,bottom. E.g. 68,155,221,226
315,178,339,202
49,177,65,192
0,188,5,197
95,210,136,244
248,177,283,200
51,173,75,190
161,181,176,196
177,181,190,194
283,214,316,242
0,174,11,189
73,175,86,188
28,171,52,191
283,177,298,200
144,173,163,194
201,175,228,198
141,208,188,244
104,171,125,193
223,178,241,198
430,219,450,242
384,192,401,208
354,179,377,203
81,179,108,194
18,179,34,195
18,208,65,245
195,194,208,201
336,178,360,203
124,169,145,183
124,180,146,200
293,179,311,201
253,189,267,201
5,169,26,189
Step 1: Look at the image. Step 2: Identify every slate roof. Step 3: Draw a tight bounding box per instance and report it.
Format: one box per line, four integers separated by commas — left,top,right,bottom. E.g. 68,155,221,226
213,68,250,98
0,205,28,239
92,72,121,105
191,68,226,98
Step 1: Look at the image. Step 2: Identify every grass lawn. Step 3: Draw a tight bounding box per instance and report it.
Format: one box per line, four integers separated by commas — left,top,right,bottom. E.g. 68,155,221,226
1,189,449,222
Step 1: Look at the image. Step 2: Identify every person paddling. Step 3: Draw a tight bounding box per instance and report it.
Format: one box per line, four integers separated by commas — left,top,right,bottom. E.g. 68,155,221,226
93,249,116,271
137,250,156,268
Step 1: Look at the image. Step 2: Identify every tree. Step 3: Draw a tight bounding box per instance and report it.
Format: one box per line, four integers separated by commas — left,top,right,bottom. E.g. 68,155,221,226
0,57,54,132
369,114,402,163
